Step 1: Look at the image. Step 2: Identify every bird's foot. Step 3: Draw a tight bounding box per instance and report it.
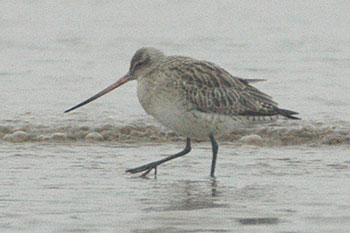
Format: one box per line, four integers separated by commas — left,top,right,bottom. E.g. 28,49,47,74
126,162,158,178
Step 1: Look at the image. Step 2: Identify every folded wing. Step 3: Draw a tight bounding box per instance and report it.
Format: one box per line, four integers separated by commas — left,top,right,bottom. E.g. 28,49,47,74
167,57,299,119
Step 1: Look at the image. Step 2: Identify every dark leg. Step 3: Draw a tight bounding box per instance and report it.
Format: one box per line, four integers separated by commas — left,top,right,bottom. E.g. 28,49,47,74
209,134,218,177
126,138,191,177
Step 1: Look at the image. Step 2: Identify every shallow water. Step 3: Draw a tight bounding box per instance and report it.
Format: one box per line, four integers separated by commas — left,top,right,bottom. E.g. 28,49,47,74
1,1,350,232
1,143,350,232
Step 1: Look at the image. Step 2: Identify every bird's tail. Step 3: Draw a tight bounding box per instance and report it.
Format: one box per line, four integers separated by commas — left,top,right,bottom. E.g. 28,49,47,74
277,108,300,120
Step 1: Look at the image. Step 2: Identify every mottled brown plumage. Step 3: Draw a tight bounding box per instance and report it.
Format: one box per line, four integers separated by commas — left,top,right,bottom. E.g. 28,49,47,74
164,56,298,119
65,47,300,177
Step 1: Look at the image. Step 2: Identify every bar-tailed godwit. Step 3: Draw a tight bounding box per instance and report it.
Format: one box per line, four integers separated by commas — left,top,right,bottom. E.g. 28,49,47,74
65,47,299,177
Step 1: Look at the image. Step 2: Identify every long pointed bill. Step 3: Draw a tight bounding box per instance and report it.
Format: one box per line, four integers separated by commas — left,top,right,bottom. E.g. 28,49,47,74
64,73,130,113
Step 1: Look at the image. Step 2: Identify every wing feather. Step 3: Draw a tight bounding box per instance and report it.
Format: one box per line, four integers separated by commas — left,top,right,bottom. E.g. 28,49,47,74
166,56,299,119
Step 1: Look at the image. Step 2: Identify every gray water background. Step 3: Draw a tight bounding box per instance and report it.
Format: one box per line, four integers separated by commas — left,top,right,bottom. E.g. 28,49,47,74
1,1,350,232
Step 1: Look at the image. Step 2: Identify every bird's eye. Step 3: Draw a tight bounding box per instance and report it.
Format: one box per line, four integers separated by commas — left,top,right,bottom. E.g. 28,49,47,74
134,62,143,69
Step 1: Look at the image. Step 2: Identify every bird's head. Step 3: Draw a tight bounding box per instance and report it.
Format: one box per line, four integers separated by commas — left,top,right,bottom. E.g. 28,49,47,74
64,47,165,113
128,47,165,80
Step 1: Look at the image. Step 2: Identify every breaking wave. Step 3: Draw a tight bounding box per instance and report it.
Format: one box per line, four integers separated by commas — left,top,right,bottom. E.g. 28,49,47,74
1,119,349,146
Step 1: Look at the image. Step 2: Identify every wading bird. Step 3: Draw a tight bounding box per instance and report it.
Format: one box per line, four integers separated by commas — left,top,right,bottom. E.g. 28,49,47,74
65,48,299,177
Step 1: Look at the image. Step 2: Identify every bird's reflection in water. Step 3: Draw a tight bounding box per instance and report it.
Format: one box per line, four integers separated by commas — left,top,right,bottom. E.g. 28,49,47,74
134,179,231,233
135,178,280,233
210,178,218,197
238,217,279,225
162,178,228,211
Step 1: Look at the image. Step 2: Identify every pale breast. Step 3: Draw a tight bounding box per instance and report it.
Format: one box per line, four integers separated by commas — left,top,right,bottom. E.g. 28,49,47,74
136,73,278,139
137,75,209,138
137,75,186,124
